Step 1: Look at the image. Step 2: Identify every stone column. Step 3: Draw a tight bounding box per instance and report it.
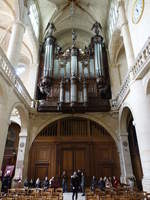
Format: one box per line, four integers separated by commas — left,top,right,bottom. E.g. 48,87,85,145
118,0,135,69
129,81,150,192
7,20,25,67
0,108,9,190
119,133,133,183
13,129,28,186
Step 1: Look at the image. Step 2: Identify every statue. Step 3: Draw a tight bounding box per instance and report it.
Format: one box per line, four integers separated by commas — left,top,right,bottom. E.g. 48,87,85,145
72,30,77,47
91,21,102,36
45,22,56,38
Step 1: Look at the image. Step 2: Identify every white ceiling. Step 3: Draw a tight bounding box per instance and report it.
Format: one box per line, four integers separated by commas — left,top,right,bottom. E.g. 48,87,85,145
37,0,110,49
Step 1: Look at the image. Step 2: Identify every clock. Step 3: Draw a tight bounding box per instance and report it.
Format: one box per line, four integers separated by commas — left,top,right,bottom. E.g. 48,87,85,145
132,0,144,24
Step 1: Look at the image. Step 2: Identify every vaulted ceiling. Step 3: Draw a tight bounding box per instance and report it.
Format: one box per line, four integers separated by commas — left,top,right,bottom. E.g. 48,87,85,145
37,0,110,49
0,0,110,51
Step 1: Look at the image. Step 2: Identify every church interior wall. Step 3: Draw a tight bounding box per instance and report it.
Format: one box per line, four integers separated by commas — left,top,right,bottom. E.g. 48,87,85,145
127,0,150,57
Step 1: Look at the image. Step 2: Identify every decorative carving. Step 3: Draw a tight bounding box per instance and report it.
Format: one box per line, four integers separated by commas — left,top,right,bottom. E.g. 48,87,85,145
91,21,102,36
45,22,56,38
20,142,24,148
72,30,77,47
123,141,128,147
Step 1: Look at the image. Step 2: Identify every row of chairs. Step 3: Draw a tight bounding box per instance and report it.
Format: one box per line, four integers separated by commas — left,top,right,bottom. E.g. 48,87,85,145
0,188,63,200
85,187,150,200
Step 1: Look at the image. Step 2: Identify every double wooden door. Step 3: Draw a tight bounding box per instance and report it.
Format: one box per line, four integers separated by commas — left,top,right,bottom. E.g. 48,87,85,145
62,148,86,177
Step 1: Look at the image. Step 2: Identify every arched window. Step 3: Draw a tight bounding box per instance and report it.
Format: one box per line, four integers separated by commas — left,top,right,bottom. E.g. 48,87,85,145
28,0,39,39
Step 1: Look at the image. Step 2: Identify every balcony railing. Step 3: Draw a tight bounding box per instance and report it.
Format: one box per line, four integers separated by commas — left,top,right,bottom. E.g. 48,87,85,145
111,37,150,110
0,47,34,108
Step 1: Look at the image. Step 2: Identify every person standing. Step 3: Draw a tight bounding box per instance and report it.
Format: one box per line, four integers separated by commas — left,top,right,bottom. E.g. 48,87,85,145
1,170,11,193
77,170,81,191
81,172,85,196
71,172,79,200
62,170,68,192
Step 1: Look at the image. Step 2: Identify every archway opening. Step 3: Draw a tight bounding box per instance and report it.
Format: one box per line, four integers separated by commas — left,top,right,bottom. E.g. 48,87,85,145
127,112,143,191
28,117,120,189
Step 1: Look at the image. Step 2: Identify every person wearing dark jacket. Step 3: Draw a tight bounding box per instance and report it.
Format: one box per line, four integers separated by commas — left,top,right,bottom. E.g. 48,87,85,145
43,176,49,189
1,171,11,193
71,172,80,200
98,177,105,191
62,171,68,192
91,176,97,192
24,178,29,189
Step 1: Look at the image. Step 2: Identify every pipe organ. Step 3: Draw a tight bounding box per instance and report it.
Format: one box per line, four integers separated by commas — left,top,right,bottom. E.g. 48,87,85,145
37,22,111,112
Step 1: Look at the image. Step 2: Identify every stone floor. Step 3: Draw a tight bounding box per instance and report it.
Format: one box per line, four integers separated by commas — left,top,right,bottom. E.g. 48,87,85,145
63,193,85,200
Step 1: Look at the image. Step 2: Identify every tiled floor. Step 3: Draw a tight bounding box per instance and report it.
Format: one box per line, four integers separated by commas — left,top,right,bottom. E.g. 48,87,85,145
63,192,85,200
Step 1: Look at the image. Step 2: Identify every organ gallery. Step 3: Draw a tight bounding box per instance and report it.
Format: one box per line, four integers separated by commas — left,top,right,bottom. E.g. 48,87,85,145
36,22,111,112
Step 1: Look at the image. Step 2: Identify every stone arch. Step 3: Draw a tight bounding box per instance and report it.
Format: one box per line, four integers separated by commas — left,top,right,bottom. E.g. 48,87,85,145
119,104,143,189
109,28,122,65
1,1,15,19
8,102,29,135
30,113,119,150
28,115,121,180
144,74,150,96
119,102,137,135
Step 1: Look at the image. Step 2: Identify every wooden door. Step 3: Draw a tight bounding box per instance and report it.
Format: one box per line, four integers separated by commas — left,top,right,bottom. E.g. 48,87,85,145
35,164,48,179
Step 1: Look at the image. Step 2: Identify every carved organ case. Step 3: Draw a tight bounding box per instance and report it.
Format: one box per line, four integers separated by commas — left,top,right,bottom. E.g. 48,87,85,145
36,22,111,112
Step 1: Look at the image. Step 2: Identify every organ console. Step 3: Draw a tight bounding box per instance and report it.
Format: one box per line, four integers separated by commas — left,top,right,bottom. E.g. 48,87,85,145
36,22,111,112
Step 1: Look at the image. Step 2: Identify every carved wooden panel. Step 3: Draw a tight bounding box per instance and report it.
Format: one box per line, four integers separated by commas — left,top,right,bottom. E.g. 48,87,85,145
62,150,73,175
35,164,48,180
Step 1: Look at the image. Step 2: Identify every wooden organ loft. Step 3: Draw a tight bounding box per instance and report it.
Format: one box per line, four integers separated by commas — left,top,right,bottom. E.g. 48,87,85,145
36,22,111,112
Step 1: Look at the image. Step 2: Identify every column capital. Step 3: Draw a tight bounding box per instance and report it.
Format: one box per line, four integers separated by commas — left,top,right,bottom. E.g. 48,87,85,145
118,0,125,8
13,20,25,32
120,132,128,137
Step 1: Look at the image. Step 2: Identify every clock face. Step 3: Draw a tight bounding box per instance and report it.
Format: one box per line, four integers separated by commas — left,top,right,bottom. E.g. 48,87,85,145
132,0,144,24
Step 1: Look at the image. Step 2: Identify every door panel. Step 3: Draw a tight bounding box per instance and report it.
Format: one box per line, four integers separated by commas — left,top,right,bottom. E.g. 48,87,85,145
96,164,113,177
74,149,85,171
35,164,48,179
62,150,73,175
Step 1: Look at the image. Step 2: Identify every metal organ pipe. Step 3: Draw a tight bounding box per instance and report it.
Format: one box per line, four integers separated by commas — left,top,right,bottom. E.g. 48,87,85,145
59,79,65,103
83,79,88,105
71,48,78,76
94,36,104,76
70,48,78,106
70,75,77,106
43,36,55,77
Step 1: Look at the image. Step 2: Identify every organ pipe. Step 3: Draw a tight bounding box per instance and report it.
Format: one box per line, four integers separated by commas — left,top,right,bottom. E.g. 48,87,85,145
59,79,65,103
43,36,55,77
94,36,104,76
